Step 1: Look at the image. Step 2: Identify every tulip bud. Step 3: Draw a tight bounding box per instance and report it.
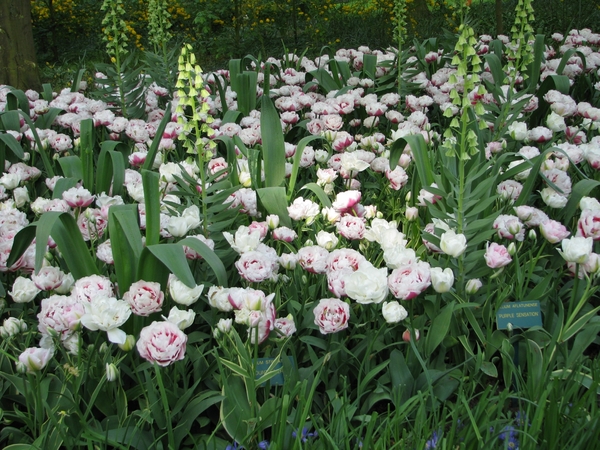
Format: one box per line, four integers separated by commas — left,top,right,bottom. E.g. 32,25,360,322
507,242,517,256
266,214,280,230
465,278,483,294
402,329,420,342
405,206,419,221
118,335,136,352
106,363,118,382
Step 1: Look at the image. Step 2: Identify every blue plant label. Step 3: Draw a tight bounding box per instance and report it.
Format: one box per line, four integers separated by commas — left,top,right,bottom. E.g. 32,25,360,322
496,301,542,330
255,356,293,386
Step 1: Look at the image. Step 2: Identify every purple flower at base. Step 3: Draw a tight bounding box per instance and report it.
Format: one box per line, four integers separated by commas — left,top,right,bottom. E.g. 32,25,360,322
258,440,270,449
425,430,440,449
498,425,519,450
225,442,243,450
292,427,318,443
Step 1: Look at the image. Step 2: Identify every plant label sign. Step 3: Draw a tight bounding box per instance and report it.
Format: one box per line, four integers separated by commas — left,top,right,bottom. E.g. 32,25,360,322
496,301,542,330
255,356,293,386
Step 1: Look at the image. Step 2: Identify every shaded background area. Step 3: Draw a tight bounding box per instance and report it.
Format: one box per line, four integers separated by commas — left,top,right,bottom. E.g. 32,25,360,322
19,0,600,85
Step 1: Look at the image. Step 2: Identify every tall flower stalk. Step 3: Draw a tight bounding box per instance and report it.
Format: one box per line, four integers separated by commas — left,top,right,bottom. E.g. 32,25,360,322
444,20,487,234
175,44,216,237
393,0,407,95
101,0,129,116
505,0,535,83
148,0,173,59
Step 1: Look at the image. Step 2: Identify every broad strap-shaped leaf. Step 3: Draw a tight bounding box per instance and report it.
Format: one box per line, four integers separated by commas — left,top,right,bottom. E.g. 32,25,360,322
96,141,127,195
0,131,24,159
257,186,292,228
390,133,434,186
362,53,378,81
49,213,98,280
142,102,171,171
220,373,254,443
559,179,600,225
287,134,324,200
260,95,286,188
525,34,546,93
214,135,239,186
6,223,36,270
22,212,99,278
236,71,258,117
109,205,144,295
6,88,30,112
58,155,83,180
142,170,161,246
514,149,554,206
138,243,196,290
79,118,95,190
299,182,332,208
35,106,63,131
1,109,22,132
424,301,455,355
70,68,86,93
17,111,55,177
529,74,571,127
307,67,343,92
178,236,229,287
52,177,81,199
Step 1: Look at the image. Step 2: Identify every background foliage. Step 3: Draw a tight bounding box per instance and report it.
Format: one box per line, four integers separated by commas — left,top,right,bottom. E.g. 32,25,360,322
32,0,600,84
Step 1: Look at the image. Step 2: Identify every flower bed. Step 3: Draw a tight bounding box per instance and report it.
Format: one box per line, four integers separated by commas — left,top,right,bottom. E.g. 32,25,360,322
1,24,600,449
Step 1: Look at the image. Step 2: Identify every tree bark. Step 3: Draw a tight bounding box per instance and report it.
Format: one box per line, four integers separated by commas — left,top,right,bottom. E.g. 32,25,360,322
0,0,41,91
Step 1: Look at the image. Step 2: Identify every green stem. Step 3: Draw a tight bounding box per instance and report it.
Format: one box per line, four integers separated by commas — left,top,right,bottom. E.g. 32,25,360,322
456,108,469,234
154,364,175,450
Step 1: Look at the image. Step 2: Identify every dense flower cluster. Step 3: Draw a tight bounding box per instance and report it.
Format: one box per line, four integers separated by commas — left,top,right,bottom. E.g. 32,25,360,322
1,26,600,375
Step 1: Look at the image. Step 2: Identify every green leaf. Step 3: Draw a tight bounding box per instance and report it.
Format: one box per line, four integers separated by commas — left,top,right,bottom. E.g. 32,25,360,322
220,376,253,443
362,53,378,80
178,237,228,287
142,102,171,171
229,59,242,93
140,244,196,289
219,358,251,378
236,71,258,116
18,111,55,177
560,305,600,343
287,135,324,200
560,179,600,224
7,88,30,112
307,67,342,92
3,445,40,450
58,155,83,180
70,68,86,93
109,205,143,294
299,182,332,208
480,361,498,378
173,392,225,448
6,224,36,269
79,118,95,190
425,301,455,355
257,186,292,228
530,74,571,127
52,177,81,199
514,150,554,206
260,95,286,187
29,212,99,278
142,170,161,246
390,134,434,187
0,131,24,159
95,141,127,195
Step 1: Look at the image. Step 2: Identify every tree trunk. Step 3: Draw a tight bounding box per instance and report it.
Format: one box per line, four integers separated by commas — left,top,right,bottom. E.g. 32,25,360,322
0,0,41,91
495,0,504,36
